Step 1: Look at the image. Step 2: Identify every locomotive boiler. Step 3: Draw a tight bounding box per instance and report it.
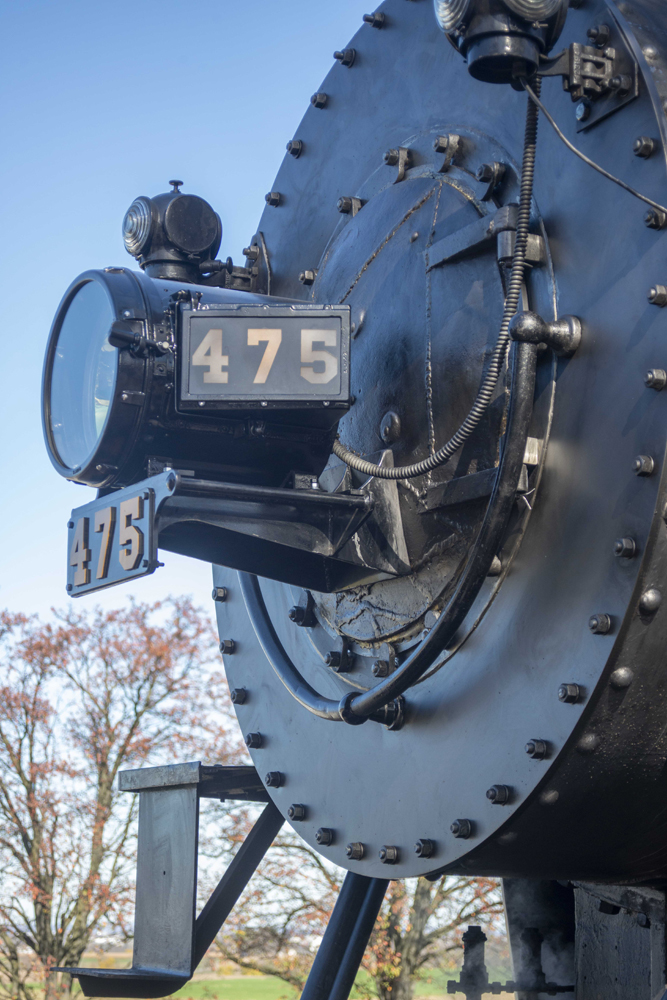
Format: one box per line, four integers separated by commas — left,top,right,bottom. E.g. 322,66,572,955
41,1,667,997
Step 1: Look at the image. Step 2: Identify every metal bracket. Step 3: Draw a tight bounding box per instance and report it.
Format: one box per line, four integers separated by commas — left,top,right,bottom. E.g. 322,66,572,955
433,133,461,173
54,763,282,998
384,146,412,183
539,15,639,132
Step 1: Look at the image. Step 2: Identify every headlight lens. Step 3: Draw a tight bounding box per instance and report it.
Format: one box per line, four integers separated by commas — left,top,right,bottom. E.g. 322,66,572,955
49,280,117,470
122,197,153,257
502,0,563,17
433,0,474,31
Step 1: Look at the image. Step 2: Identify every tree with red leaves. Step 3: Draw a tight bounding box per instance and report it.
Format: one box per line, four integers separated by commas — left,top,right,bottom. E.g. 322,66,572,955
0,600,240,1000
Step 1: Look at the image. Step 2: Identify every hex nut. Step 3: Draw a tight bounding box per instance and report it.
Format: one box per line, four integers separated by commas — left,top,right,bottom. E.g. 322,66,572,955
635,455,655,477
525,739,548,760
219,639,236,654
575,100,591,122
558,683,582,704
645,369,667,390
610,667,634,689
299,270,317,286
316,827,335,846
212,586,228,602
338,197,353,214
614,537,637,558
286,139,303,158
346,842,365,860
372,660,389,678
639,587,662,614
333,48,356,66
231,687,247,705
587,23,610,46
634,136,656,158
451,819,473,839
265,191,282,207
288,803,307,821
384,148,400,166
649,285,667,306
645,209,666,230
379,846,399,864
486,784,511,805
363,12,385,27
414,838,435,859
589,613,612,635
289,605,314,628
245,732,263,749
310,92,328,109
265,771,284,788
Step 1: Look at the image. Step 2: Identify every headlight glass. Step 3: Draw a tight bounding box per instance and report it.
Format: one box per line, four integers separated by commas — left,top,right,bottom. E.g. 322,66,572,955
49,280,117,469
433,0,474,31
502,0,563,18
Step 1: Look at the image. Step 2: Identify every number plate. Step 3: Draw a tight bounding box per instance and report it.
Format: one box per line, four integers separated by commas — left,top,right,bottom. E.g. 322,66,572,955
179,305,350,409
67,485,157,597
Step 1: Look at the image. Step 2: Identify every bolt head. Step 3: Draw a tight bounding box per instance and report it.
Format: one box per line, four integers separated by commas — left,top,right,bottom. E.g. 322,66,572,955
414,838,435,858
337,197,353,214
265,191,281,207
346,842,365,860
575,101,591,122
450,819,472,839
219,639,236,654
634,136,656,158
639,587,662,615
649,285,667,306
486,784,511,805
265,771,284,788
614,537,636,558
231,688,247,705
287,139,303,158
645,369,667,390
245,732,263,749
379,846,399,864
634,454,655,476
316,827,334,846
525,739,548,760
310,92,328,109
288,803,307,821
299,270,316,286
372,660,389,678
558,682,582,704
476,162,495,182
588,613,612,635
212,586,228,602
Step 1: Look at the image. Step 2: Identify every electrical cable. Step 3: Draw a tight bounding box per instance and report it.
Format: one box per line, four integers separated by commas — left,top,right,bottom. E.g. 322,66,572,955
331,81,542,481
523,81,667,215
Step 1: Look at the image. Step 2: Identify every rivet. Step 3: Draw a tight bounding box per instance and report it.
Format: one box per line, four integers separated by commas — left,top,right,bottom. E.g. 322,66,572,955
577,733,600,754
372,660,389,678
610,667,634,689
639,587,662,614
525,739,548,760
219,639,236,654
299,269,317,286
539,789,559,806
346,842,365,860
380,411,401,444
614,537,636,558
634,136,656,158
589,613,612,635
212,586,228,602
648,285,667,306
486,784,511,805
379,845,399,864
316,827,335,846
333,48,356,66
414,838,435,858
363,11,385,27
231,688,247,705
645,209,666,230
310,92,328,109
286,139,303,158
288,803,307,821
265,191,282,207
265,771,284,788
637,913,651,928
410,231,419,243
634,454,655,476
558,683,582,704
451,819,473,839
645,369,667,390
245,732,263,749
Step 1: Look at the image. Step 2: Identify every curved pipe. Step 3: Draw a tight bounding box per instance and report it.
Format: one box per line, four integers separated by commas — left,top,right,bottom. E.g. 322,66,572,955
240,340,537,722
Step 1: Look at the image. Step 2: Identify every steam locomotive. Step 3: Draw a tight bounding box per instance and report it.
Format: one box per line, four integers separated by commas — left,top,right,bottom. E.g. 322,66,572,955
41,1,667,997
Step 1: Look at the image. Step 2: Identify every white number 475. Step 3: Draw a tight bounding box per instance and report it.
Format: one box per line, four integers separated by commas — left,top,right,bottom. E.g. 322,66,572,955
192,327,338,386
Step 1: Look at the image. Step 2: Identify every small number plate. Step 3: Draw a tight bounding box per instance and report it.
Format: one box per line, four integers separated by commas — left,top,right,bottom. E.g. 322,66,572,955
179,305,350,409
67,486,156,597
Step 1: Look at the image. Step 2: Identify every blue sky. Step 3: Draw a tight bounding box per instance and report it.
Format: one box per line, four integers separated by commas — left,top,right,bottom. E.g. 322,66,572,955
0,0,370,620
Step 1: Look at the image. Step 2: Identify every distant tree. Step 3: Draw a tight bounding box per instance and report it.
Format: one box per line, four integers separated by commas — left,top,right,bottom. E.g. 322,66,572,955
212,824,504,1000
0,600,241,1000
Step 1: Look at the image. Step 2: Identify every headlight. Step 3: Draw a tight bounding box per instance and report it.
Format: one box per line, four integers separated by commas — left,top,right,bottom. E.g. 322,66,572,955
122,197,153,257
42,267,351,490
433,0,474,31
